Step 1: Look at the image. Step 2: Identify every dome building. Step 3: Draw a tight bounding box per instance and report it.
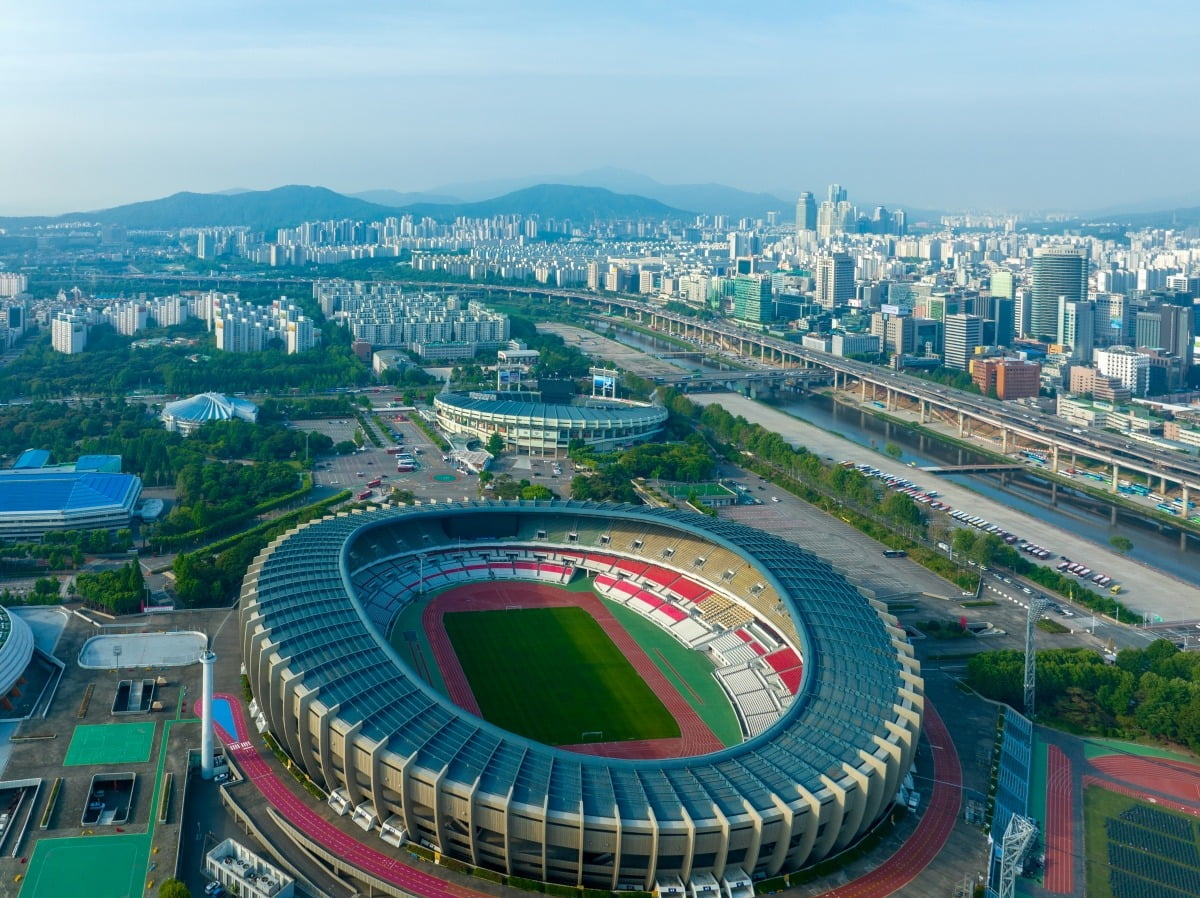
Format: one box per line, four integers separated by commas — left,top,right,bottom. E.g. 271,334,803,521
161,392,259,435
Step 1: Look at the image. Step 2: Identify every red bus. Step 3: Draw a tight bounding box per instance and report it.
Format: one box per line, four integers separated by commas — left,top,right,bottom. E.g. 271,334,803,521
356,489,373,501
386,446,403,455
366,478,382,488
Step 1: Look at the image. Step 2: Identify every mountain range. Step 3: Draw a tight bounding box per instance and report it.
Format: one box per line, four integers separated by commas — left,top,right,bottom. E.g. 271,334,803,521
0,183,690,231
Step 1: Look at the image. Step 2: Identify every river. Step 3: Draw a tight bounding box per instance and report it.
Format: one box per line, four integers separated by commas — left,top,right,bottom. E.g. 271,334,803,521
596,321,1200,586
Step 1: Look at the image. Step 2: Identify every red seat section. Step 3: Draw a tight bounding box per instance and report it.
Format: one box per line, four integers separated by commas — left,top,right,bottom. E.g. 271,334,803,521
764,648,801,674
670,578,711,603
658,604,687,623
779,667,803,694
642,566,677,589
615,559,648,577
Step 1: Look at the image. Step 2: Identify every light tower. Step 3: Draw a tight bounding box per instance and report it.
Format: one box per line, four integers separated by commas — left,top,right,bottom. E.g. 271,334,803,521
200,649,216,779
1023,595,1048,717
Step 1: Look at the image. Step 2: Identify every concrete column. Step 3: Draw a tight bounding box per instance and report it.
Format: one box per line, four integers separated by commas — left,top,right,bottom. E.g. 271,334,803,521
1111,462,1120,493
1051,445,1059,474
1050,481,1058,507
860,379,867,401
1001,427,1008,454
958,412,965,438
200,650,216,780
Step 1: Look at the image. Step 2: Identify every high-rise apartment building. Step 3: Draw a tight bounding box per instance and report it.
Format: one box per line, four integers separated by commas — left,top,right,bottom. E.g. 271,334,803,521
1030,246,1086,340
814,253,855,308
943,313,984,370
51,313,88,354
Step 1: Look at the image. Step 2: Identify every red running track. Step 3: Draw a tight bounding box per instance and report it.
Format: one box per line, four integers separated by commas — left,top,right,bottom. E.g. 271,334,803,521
1090,754,1200,806
423,580,724,759
200,691,961,898
1044,745,1074,894
1082,775,1200,819
811,702,961,898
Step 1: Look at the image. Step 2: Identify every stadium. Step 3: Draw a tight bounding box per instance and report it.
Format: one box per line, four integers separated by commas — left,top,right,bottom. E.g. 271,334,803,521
433,393,668,457
241,501,922,890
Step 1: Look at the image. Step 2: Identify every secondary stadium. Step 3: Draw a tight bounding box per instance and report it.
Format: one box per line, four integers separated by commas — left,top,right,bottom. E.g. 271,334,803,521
241,501,922,890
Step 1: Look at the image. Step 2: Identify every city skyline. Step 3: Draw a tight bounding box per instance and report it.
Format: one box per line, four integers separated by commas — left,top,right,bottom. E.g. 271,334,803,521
3,1,1200,216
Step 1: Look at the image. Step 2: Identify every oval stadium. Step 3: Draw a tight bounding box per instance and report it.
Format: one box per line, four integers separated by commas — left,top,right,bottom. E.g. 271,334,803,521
240,501,923,890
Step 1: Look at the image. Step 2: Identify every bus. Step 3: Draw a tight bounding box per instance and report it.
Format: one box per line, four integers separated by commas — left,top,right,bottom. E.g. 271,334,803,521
367,478,382,488
356,489,373,501
386,446,403,455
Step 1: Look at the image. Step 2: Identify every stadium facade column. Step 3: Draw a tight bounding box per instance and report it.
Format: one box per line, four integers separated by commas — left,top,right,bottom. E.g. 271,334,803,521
367,737,392,845
833,765,869,851
738,802,765,878
677,805,697,884
314,699,342,792
644,805,660,890
277,665,306,766
763,794,794,876
431,763,453,864
293,684,321,781
338,718,367,806
813,775,846,858
855,748,890,825
786,789,821,871
871,734,903,801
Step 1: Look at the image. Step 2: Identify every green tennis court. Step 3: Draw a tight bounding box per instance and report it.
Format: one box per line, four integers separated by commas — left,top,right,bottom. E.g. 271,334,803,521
64,722,156,766
21,834,149,898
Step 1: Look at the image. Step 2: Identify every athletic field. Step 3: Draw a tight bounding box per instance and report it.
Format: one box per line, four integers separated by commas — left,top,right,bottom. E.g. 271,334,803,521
443,606,679,745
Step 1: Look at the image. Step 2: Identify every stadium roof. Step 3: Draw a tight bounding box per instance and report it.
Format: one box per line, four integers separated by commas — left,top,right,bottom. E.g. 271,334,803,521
437,393,664,423
0,471,141,513
244,501,917,821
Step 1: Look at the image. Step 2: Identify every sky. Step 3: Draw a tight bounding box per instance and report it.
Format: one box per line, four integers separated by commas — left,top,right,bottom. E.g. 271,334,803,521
3,0,1199,216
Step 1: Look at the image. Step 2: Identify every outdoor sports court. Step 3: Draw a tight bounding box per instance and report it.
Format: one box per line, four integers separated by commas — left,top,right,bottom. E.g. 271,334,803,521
77,631,207,669
64,721,155,766
21,834,149,898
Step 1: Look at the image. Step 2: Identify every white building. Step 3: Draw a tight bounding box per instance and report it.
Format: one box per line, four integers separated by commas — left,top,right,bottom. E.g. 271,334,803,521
0,273,27,297
204,838,294,898
51,313,88,354
1096,346,1150,397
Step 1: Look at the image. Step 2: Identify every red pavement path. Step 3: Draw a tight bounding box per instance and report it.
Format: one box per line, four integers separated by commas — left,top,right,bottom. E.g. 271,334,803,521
1044,745,1074,894
811,702,961,898
199,691,961,898
200,693,490,898
423,580,724,758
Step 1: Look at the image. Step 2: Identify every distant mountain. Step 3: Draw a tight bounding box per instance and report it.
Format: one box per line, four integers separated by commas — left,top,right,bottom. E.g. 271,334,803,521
351,188,463,206
0,185,397,231
0,183,687,231
401,184,690,221
425,167,786,219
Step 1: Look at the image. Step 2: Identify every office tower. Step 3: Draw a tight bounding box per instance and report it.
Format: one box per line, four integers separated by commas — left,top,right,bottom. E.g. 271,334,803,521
989,269,1015,300
1031,246,1086,340
1057,299,1095,361
943,313,984,370
732,275,774,323
814,252,855,308
871,311,917,355
795,193,816,233
1092,293,1129,346
991,297,1016,347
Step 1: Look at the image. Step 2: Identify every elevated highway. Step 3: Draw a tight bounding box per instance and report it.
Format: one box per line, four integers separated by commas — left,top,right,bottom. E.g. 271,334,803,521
466,284,1200,508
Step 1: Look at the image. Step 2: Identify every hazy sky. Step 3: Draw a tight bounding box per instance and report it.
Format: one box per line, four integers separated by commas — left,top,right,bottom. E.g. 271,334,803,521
3,0,1199,215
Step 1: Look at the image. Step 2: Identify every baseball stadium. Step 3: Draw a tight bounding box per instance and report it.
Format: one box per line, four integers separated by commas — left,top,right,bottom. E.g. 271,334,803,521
240,501,922,891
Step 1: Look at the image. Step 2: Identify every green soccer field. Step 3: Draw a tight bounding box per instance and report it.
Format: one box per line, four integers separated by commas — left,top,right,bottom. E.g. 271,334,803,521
444,607,680,745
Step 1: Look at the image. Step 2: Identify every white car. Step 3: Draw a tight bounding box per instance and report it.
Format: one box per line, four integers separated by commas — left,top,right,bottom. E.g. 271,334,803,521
771,497,780,503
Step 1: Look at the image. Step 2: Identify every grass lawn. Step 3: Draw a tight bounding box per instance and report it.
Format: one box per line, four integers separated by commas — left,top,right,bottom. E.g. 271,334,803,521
601,597,742,746
444,606,679,745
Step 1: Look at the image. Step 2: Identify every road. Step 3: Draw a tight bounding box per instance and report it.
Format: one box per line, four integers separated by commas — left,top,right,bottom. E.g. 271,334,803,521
696,392,1200,625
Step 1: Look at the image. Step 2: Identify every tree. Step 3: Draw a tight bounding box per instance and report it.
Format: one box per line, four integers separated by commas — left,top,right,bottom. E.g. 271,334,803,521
1109,534,1134,555
883,442,903,460
159,878,192,898
486,433,505,457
